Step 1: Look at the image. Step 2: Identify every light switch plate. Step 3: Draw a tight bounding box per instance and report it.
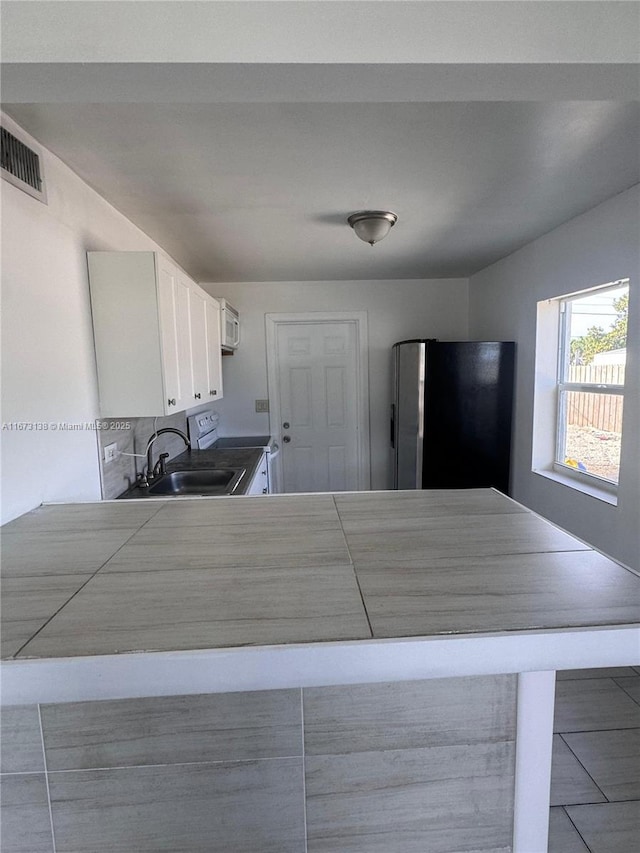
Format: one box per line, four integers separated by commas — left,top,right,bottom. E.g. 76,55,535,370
104,442,118,463
255,399,269,413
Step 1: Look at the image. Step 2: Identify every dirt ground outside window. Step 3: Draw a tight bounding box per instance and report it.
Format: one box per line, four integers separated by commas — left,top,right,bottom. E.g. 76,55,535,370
564,424,621,483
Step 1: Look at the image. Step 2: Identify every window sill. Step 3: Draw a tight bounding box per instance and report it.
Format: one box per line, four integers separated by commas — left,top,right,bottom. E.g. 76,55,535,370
533,468,618,506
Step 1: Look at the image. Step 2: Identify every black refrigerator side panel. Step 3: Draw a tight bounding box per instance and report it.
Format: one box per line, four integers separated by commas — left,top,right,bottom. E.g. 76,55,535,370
422,342,515,494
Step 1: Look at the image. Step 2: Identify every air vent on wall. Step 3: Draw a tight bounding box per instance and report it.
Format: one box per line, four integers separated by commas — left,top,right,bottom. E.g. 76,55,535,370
1,124,47,204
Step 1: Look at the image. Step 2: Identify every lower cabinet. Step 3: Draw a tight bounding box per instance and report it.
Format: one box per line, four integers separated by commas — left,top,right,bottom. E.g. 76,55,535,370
244,453,269,495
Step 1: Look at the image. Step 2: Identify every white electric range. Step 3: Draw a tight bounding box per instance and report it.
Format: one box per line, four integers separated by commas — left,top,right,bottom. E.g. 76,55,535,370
187,410,280,493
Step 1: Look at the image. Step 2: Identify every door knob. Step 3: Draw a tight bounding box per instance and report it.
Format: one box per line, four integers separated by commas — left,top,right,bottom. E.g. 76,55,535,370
283,422,290,429
283,435,291,443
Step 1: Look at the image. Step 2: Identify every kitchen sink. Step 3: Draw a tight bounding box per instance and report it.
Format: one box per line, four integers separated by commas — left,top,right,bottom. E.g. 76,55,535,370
147,468,245,496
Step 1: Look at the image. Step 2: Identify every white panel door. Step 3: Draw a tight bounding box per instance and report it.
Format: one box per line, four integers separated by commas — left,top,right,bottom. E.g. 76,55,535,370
277,322,359,492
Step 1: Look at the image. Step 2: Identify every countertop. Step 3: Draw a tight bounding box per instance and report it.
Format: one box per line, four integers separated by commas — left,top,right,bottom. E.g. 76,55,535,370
2,489,639,704
117,446,264,499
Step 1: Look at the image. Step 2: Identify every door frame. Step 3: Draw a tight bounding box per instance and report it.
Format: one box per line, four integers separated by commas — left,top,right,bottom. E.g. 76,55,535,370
265,312,371,492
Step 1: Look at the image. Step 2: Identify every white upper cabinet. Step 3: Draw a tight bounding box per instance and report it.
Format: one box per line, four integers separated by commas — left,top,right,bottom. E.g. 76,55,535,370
157,258,194,413
205,296,223,401
88,251,222,417
186,286,224,404
188,284,209,405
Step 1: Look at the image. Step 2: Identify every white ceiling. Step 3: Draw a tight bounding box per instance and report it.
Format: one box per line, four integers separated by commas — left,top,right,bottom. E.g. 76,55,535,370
3,2,639,283
5,100,639,282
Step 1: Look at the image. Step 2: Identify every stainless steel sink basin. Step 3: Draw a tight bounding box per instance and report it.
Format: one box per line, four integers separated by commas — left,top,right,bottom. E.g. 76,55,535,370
147,468,245,496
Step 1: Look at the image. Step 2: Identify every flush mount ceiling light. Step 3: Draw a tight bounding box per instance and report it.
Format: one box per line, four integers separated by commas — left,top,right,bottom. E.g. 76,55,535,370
347,210,398,246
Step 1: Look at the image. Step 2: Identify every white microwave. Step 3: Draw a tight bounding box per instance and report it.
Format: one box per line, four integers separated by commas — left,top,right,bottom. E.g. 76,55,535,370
217,299,240,350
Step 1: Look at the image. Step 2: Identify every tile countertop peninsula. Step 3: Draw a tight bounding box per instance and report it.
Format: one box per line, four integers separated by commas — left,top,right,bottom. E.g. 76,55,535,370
2,488,639,852
2,487,638,698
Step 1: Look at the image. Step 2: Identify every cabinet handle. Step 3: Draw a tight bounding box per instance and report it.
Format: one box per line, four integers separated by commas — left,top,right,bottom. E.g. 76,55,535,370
194,392,201,400
262,488,268,494
168,398,176,407
211,389,217,396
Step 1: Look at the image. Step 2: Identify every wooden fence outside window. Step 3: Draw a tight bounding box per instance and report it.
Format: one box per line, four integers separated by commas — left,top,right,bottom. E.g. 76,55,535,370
567,364,625,434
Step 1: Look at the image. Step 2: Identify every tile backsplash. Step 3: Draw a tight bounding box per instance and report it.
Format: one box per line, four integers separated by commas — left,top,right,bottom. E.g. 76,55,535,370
97,412,189,499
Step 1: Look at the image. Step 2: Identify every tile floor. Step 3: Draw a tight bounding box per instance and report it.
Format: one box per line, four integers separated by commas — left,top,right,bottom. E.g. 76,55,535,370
549,666,640,852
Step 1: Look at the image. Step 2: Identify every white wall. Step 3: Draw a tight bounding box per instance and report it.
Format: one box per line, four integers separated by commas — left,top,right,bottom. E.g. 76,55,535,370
468,186,640,569
202,279,469,491
0,115,171,523
0,114,467,519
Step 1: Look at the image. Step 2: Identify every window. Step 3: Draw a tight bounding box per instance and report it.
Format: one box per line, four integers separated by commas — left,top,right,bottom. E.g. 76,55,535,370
554,280,628,490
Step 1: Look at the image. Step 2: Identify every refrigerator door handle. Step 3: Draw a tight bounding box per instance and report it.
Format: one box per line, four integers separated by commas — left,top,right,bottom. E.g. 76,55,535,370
390,403,395,449
416,342,426,489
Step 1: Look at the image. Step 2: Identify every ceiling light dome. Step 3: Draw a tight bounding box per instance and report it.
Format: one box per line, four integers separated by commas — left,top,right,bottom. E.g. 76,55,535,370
347,210,398,246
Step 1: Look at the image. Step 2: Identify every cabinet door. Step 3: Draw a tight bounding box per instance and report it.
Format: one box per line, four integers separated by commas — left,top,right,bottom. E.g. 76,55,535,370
157,259,192,413
245,454,268,495
205,297,224,400
188,287,209,405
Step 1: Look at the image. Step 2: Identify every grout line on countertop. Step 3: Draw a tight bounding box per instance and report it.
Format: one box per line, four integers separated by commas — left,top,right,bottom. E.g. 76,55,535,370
332,496,374,639
10,502,170,659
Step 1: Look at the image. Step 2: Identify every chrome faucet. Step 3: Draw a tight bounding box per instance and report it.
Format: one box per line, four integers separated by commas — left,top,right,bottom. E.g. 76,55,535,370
144,428,191,483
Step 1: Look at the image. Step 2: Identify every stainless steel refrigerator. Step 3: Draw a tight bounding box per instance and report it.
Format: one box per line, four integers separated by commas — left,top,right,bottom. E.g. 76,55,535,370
391,340,515,494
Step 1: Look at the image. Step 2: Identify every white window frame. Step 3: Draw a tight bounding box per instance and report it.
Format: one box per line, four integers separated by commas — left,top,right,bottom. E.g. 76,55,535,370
553,280,628,495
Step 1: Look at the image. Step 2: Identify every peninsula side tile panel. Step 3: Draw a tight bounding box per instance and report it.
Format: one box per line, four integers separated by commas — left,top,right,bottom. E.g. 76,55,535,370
41,689,302,770
305,742,514,853
304,676,515,853
0,773,54,853
49,759,305,853
304,675,515,754
0,704,44,773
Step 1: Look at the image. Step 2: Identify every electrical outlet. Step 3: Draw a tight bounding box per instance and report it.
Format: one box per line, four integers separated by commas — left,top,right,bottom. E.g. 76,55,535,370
255,399,269,413
104,442,118,463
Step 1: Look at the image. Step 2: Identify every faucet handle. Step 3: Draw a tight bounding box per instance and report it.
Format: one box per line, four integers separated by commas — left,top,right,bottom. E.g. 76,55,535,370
153,453,170,478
